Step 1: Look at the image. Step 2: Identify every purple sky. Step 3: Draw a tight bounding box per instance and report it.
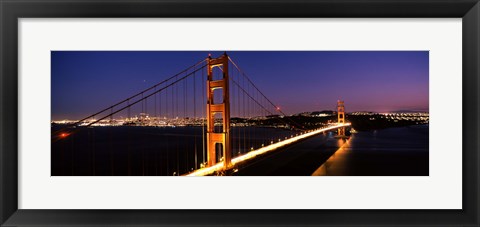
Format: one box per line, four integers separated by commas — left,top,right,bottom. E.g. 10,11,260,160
51,51,428,120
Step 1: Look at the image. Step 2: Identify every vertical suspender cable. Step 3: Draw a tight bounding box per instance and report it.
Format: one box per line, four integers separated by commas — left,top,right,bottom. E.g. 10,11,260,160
202,64,206,166
193,65,198,170
184,75,188,173
176,74,180,175
110,107,114,176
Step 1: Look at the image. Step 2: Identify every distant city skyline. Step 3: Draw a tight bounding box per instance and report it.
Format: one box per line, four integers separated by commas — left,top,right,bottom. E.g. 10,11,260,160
52,51,429,120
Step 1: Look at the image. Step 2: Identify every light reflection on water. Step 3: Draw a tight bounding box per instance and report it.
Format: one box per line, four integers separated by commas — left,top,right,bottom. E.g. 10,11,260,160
312,125,429,176
311,137,351,176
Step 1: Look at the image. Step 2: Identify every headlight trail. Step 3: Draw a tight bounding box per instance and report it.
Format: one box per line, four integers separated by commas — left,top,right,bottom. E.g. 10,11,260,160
185,123,351,176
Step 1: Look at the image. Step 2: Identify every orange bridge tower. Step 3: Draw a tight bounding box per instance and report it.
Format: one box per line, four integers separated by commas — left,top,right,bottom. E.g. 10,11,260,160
206,53,231,169
337,100,345,136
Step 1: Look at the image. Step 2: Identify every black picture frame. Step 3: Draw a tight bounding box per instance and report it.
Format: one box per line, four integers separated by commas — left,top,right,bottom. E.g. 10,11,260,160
1,0,479,226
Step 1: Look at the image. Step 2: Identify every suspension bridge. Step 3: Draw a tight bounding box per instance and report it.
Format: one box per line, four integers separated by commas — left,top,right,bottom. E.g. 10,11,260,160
52,52,350,176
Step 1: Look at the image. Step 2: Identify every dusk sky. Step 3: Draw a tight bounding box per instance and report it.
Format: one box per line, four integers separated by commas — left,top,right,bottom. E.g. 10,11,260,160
51,51,428,120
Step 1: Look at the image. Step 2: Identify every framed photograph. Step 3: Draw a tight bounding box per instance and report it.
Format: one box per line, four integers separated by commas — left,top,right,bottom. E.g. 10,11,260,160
1,0,478,226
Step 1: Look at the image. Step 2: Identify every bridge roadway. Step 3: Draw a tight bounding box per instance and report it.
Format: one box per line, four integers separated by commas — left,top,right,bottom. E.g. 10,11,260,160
186,123,351,176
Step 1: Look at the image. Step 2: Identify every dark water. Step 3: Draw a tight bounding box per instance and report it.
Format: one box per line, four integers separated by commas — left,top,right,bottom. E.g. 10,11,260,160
51,126,298,176
326,124,429,176
350,125,429,151
52,125,429,176
233,125,429,176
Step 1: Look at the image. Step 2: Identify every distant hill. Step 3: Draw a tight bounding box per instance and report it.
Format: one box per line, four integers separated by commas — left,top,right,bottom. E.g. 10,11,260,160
310,110,335,115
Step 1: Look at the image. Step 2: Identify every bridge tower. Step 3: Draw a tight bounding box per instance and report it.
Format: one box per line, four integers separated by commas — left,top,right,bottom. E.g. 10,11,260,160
206,53,231,169
337,100,345,136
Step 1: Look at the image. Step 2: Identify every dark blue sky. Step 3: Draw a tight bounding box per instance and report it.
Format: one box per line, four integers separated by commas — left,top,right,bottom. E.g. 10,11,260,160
51,51,428,120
